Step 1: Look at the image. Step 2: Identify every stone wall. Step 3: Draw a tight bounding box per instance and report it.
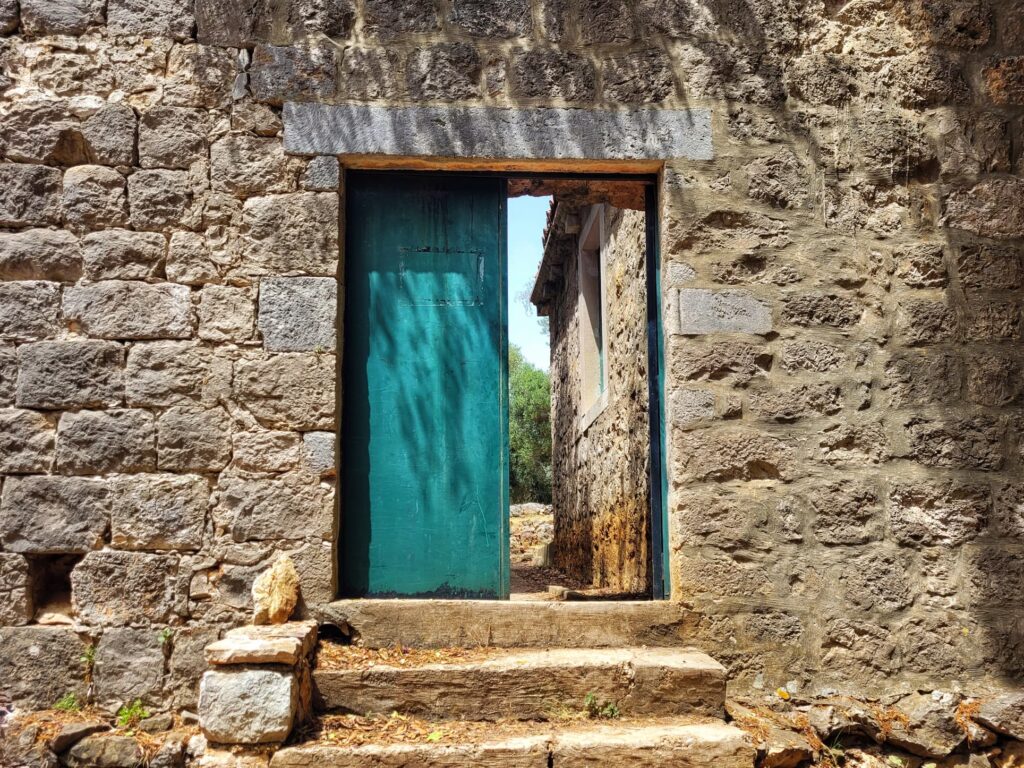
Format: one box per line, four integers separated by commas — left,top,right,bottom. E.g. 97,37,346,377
546,204,651,593
0,0,1020,712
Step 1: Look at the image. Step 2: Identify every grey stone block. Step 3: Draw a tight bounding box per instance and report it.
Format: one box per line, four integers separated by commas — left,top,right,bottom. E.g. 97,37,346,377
0,163,63,227
0,627,87,710
301,156,339,191
94,628,166,711
233,353,335,431
0,476,108,554
240,193,339,277
107,0,195,40
139,107,210,170
258,277,337,352
0,553,33,625
677,289,772,335
126,341,232,407
250,43,338,106
302,431,336,476
62,165,129,230
157,405,232,472
283,103,714,161
0,281,61,342
20,0,103,35
0,408,55,473
218,472,334,542
82,230,166,281
0,229,82,281
56,409,157,475
16,340,124,409
0,343,14,406
110,473,208,552
199,668,297,744
71,551,183,625
128,169,194,232
63,281,193,340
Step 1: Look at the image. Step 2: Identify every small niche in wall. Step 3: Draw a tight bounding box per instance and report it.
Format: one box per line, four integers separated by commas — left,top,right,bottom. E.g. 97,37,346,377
26,554,81,625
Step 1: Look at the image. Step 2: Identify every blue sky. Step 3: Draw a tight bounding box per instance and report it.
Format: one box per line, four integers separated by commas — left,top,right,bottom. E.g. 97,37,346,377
507,195,552,371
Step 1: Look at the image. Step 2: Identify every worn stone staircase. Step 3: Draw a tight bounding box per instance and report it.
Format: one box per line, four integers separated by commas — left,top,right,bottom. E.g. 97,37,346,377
266,600,755,767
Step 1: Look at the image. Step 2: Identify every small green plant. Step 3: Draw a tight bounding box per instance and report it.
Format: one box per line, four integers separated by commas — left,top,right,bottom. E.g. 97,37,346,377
157,628,173,646
116,700,151,729
583,693,620,720
54,693,80,712
80,644,96,667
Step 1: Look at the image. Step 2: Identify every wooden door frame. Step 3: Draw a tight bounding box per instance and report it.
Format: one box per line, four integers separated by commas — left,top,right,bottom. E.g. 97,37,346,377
337,166,671,600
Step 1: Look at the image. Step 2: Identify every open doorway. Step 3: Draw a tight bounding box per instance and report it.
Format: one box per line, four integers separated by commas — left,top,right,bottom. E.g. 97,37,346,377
339,171,666,601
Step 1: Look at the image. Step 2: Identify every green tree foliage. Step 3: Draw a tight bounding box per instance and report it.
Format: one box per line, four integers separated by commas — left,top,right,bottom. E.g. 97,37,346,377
509,344,552,503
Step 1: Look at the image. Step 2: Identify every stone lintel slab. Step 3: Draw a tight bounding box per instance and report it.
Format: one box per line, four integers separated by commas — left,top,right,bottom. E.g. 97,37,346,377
206,636,303,666
225,620,318,658
283,103,713,163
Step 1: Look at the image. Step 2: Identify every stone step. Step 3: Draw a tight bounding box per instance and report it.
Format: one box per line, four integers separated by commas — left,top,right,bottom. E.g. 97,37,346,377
314,647,725,720
317,599,698,648
270,720,754,768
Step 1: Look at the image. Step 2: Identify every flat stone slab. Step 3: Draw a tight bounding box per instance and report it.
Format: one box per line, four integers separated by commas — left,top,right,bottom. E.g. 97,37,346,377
314,648,725,720
318,600,699,649
206,636,303,666
270,721,752,768
283,104,713,162
224,621,318,657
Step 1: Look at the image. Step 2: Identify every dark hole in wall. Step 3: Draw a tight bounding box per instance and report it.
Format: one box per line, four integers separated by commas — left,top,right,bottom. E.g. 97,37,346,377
26,554,81,623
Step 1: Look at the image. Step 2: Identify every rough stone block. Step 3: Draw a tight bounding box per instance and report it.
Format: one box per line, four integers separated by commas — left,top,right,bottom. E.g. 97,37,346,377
240,193,339,276
302,431,335,476
839,550,915,613
80,104,138,167
604,49,675,104
893,243,947,288
0,476,108,553
232,430,301,472
888,480,988,547
819,421,890,466
82,230,166,281
0,344,15,406
63,281,193,340
217,473,334,542
966,350,1021,407
363,0,438,38
72,551,181,625
165,44,241,109
3,99,79,165
233,353,336,430
957,243,1024,292
674,428,794,483
0,0,14,31
0,627,87,709
128,169,195,232
94,627,166,710
0,229,83,281
126,341,232,407
199,285,255,342
199,668,297,744
984,56,1024,106
55,409,156,475
107,0,195,40
511,50,596,101
62,165,129,230
20,0,103,36
301,157,339,192
0,553,34,625
809,480,881,545
669,341,771,384
905,415,1003,471
16,340,124,410
0,408,55,474
64,735,145,768
211,134,296,196
167,231,221,285
0,163,63,227
139,107,210,170
944,178,1024,239
782,292,860,328
407,43,481,101
157,406,232,472
250,43,338,106
258,277,337,352
669,390,715,430
167,625,222,709
883,351,961,407
748,382,841,422
778,340,845,373
110,473,207,552
448,0,530,36
337,48,405,100
976,693,1024,740
896,299,959,345
0,281,61,342
677,289,772,335
966,301,1022,341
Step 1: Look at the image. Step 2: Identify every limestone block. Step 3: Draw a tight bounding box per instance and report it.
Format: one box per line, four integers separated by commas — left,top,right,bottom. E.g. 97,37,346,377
677,289,772,335
603,49,675,104
673,489,770,552
511,50,596,101
252,555,300,625
167,625,222,710
199,285,255,342
217,473,334,541
966,301,1022,341
576,0,636,43
233,100,283,136
128,169,194,231
302,432,335,476
56,409,157,475
82,230,166,280
258,277,336,352
784,52,856,105
669,390,715,429
840,550,914,613
63,281,193,340
65,735,145,768
363,0,438,38
448,0,530,36
3,100,77,164
747,382,841,422
778,340,845,373
957,243,1024,292
674,428,794,483
16,340,124,409
0,163,63,227
233,353,335,430
966,350,1021,407
886,691,965,759
168,231,221,285
888,480,988,547
743,149,808,209
0,476,108,553
781,292,860,328
0,627,87,710
669,340,771,383
0,553,33,625
819,421,890,466
289,539,334,608
80,104,138,167
20,0,102,35
139,108,210,170
287,0,356,38
337,48,405,100
0,343,15,406
195,0,273,46
810,480,881,545
62,165,129,230
72,551,182,625
0,229,82,281
301,157,338,191
110,473,208,551
976,693,1024,740
0,281,61,342
232,430,301,472
905,415,1004,471
407,43,481,101
165,44,241,109
240,193,339,276
250,43,338,106
206,635,302,666
107,0,194,40
884,51,970,109
945,178,1024,239
894,299,959,346
984,56,1024,106
94,628,166,710
0,408,55,473
126,341,231,407
199,668,297,744
211,135,296,196
157,405,232,472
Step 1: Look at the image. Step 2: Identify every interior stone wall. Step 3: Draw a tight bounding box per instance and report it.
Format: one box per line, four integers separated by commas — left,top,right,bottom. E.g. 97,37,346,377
0,0,1020,713
546,204,651,594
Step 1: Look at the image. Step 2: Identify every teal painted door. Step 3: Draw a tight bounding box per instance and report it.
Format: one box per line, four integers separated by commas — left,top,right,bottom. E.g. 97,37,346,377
341,172,510,599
